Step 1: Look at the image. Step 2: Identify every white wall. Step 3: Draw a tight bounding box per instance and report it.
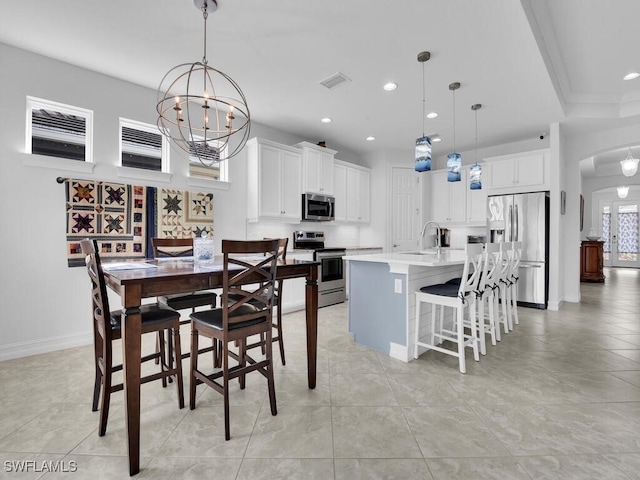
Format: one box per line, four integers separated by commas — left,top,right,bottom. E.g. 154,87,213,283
0,43,364,360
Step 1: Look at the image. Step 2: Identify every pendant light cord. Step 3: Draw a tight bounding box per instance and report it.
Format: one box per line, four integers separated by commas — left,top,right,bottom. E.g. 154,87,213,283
452,88,456,153
202,4,208,65
422,61,426,137
474,107,478,165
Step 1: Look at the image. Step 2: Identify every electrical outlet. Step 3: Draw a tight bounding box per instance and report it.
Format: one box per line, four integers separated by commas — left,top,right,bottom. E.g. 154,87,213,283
394,278,402,294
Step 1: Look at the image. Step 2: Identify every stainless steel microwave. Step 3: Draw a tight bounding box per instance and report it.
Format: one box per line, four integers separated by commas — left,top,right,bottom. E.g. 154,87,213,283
302,193,335,222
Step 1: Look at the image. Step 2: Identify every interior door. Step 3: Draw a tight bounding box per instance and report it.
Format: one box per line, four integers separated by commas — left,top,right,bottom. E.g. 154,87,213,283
390,166,422,251
609,201,640,267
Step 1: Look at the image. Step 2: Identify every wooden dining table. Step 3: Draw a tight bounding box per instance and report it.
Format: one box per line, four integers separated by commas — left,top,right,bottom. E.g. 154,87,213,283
102,256,319,476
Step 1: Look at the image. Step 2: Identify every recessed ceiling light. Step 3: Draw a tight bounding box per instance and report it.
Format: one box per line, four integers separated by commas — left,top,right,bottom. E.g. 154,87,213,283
383,82,398,91
366,136,376,141
430,134,441,142
623,72,640,80
426,112,438,119
321,117,332,124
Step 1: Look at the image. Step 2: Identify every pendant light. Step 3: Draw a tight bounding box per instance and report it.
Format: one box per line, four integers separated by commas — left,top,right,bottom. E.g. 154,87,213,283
469,103,482,190
447,82,461,182
414,51,432,172
620,150,639,177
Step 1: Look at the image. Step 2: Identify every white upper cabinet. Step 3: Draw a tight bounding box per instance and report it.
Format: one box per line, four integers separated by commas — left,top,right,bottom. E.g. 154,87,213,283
347,166,370,223
247,138,302,221
430,169,467,224
334,160,370,223
485,148,549,194
333,162,347,222
295,141,336,195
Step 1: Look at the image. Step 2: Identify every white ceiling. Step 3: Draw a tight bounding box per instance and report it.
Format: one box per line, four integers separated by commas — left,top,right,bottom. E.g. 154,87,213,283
1,0,639,175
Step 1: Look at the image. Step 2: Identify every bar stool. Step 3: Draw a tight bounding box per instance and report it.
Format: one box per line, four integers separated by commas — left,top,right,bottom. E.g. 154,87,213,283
476,242,502,354
494,242,512,334
413,243,483,373
506,241,522,327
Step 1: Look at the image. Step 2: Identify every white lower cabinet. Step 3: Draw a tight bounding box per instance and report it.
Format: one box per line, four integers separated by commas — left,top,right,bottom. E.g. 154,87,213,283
282,250,314,312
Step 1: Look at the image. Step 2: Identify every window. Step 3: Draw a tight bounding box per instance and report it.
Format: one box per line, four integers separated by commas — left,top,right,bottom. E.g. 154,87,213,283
119,118,168,172
188,138,228,181
26,96,93,163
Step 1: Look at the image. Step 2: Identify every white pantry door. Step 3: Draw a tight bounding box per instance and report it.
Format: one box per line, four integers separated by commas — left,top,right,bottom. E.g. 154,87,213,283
390,166,422,252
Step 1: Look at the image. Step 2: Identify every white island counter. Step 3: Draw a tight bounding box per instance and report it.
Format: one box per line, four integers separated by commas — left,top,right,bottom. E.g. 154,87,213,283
344,249,466,362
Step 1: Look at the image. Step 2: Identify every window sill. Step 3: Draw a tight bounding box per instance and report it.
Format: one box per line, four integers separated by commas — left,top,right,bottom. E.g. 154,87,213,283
116,166,173,183
187,176,231,191
21,153,96,174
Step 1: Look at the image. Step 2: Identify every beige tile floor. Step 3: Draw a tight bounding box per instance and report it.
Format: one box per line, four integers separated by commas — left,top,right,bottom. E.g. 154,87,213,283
2,267,640,479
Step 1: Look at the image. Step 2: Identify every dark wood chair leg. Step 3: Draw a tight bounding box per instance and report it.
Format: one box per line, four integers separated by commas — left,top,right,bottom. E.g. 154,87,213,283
239,339,246,390
223,341,231,441
189,326,198,410
265,329,277,416
92,367,102,412
172,326,185,409
276,306,285,366
158,330,167,388
99,349,112,437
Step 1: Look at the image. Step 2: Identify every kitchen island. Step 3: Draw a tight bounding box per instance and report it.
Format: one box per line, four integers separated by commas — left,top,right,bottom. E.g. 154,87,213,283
344,250,467,362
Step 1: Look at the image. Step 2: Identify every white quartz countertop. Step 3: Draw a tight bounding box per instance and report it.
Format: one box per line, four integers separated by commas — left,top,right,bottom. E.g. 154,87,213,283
344,249,467,267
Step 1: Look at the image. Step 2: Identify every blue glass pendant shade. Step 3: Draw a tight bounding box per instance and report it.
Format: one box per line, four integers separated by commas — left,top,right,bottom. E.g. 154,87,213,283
447,152,462,182
415,136,431,172
469,163,482,190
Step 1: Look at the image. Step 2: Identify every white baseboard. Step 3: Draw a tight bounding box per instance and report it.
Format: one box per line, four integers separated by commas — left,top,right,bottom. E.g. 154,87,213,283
0,332,92,362
389,342,410,362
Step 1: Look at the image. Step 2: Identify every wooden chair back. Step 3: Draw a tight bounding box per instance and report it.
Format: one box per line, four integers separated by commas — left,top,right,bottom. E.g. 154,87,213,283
151,237,195,258
460,243,484,298
221,239,280,330
81,238,112,340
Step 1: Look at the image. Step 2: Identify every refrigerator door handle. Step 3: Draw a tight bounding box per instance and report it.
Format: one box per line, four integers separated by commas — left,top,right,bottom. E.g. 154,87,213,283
519,263,542,268
514,204,519,241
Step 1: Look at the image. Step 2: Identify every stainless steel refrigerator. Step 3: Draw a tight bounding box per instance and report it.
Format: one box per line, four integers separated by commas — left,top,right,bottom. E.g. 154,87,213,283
487,191,549,309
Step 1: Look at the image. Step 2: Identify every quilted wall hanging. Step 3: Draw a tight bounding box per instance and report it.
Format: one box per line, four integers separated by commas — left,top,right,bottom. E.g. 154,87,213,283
153,188,214,240
64,179,147,267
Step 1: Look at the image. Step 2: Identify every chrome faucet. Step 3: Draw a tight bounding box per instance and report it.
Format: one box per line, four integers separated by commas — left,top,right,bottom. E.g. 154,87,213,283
420,221,441,253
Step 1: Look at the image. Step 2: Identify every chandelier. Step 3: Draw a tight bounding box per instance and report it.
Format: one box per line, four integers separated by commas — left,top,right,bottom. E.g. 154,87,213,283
620,150,639,177
156,0,250,166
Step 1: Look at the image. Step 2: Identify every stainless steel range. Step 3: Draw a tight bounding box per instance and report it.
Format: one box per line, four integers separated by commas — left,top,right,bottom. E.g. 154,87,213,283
293,231,346,308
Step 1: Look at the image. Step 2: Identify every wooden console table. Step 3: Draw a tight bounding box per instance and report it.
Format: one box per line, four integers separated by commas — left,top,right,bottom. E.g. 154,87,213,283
580,240,604,282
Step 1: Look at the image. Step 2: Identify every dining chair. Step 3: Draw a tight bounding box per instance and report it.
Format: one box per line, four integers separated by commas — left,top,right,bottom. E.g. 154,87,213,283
413,243,483,373
228,237,288,365
151,237,220,367
151,237,219,312
189,239,280,440
81,239,184,436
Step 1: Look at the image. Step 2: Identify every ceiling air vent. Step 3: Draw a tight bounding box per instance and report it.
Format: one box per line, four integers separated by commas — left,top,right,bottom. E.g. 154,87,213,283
319,72,351,90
